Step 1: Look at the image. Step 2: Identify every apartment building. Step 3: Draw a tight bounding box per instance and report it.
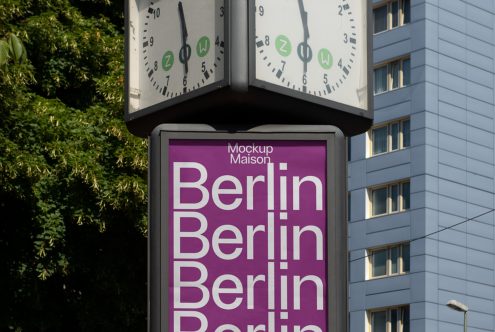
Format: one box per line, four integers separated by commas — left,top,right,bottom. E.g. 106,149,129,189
348,1,495,331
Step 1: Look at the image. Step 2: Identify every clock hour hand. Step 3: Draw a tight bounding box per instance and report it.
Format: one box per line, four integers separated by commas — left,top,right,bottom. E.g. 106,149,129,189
297,0,312,74
178,1,190,74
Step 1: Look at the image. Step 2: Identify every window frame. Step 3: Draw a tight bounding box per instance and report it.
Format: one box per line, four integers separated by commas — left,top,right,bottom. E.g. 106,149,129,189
369,118,410,157
373,0,411,34
368,243,410,279
368,180,410,218
369,306,410,332
373,57,411,95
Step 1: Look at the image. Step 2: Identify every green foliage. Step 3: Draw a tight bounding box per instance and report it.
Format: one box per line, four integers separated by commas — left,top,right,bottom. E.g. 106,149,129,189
0,0,147,331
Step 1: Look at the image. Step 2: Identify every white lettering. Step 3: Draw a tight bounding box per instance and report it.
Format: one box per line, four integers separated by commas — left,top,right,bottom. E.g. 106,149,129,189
174,261,209,309
174,162,209,210
174,211,210,259
212,225,243,260
212,275,243,310
174,311,208,332
212,175,243,210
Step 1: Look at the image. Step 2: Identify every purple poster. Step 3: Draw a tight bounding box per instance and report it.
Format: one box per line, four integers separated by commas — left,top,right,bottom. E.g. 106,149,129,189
168,139,328,332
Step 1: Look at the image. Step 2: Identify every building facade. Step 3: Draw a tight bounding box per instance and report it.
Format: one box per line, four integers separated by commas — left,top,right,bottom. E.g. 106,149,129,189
348,0,495,331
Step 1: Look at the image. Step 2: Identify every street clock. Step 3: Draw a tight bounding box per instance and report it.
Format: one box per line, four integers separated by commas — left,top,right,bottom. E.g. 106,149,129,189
126,0,227,116
252,0,368,111
125,0,373,137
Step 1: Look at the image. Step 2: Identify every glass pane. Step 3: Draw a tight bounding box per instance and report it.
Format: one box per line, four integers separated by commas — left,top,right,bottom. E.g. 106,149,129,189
403,0,411,24
402,307,410,332
391,184,399,212
372,187,388,216
402,244,410,272
391,246,399,274
391,122,400,150
372,126,388,155
391,61,400,89
392,0,399,27
372,249,387,277
402,120,410,148
374,66,388,94
372,311,387,332
402,182,410,210
391,309,398,332
402,58,411,86
374,5,388,33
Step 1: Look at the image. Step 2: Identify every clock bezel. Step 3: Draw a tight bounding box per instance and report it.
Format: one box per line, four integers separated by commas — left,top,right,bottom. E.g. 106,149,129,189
124,0,231,123
248,0,374,119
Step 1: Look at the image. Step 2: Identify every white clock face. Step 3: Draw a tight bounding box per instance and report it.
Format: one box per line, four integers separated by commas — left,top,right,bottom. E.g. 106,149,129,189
128,0,225,113
254,0,368,110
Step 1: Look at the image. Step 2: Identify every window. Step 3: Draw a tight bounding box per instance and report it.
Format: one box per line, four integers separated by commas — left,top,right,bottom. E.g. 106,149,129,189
370,306,410,332
373,0,411,34
368,243,410,279
374,57,411,94
369,181,410,217
369,118,410,157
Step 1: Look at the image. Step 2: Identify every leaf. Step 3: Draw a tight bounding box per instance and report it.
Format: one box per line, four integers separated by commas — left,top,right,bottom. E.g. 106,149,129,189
8,34,24,63
0,40,9,65
20,44,28,63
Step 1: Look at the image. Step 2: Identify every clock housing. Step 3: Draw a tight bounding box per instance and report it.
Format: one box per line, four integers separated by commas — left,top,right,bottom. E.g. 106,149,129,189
125,0,229,124
124,0,373,137
249,0,372,127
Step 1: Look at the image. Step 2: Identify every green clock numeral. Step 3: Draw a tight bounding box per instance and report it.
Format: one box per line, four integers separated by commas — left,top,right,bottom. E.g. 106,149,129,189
275,35,292,57
162,51,174,71
318,48,333,70
196,36,210,57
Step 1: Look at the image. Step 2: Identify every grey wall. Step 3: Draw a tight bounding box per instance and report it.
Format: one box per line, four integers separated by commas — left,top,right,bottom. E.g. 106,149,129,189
348,1,495,331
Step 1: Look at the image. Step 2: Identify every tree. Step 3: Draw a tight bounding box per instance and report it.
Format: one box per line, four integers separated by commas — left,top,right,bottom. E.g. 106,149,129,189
0,1,147,330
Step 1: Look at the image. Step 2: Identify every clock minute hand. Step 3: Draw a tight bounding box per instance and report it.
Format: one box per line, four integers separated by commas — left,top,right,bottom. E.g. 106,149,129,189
298,0,310,40
178,1,189,74
297,0,310,74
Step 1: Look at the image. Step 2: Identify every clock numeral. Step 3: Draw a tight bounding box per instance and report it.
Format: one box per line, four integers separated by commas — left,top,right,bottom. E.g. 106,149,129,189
154,8,160,19
264,35,270,46
149,36,154,47
165,75,170,86
302,74,308,85
220,6,224,17
338,58,343,69
257,5,265,16
323,74,328,84
183,76,187,87
338,5,343,16
154,61,158,71
201,61,206,72
280,60,286,71
343,33,348,44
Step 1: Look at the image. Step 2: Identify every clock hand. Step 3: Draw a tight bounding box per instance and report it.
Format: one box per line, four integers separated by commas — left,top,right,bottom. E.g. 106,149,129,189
178,1,190,74
297,0,311,74
298,0,310,41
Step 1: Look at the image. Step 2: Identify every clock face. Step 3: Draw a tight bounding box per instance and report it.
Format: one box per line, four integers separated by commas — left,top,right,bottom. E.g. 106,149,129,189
128,0,226,114
254,0,368,111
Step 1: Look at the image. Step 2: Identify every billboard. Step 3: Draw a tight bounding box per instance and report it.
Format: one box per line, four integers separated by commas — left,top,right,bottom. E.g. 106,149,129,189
150,125,347,332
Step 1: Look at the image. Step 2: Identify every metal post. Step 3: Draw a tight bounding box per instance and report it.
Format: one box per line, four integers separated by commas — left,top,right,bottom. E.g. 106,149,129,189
464,311,467,332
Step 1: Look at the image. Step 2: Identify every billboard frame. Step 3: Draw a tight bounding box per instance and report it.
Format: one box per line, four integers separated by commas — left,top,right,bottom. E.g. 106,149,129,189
149,124,347,332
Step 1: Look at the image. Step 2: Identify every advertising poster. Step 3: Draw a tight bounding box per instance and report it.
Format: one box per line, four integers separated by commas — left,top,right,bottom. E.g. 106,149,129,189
168,139,328,332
